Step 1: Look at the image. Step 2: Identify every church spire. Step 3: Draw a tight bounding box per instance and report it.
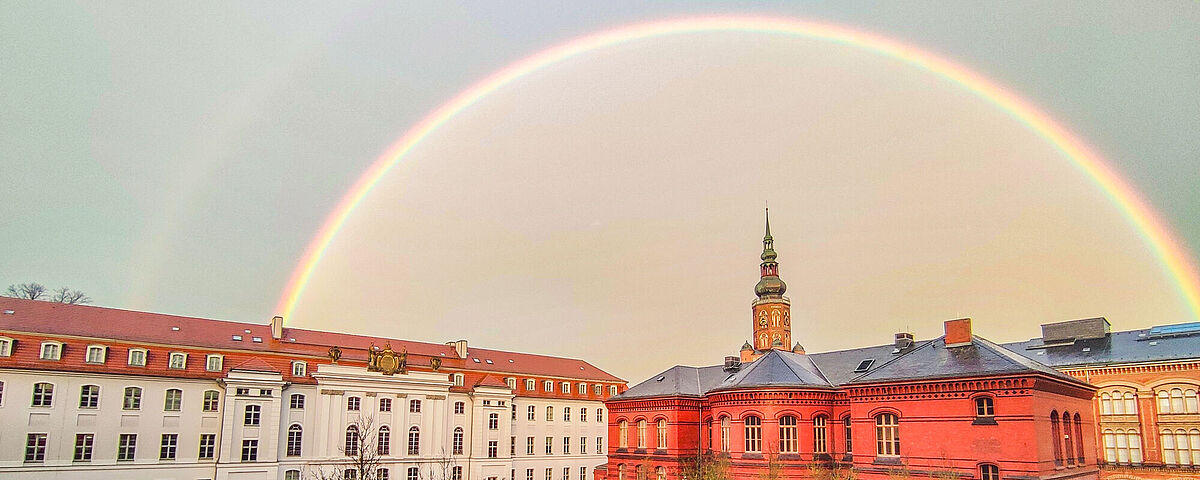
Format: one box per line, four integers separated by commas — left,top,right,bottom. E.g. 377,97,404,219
755,208,786,298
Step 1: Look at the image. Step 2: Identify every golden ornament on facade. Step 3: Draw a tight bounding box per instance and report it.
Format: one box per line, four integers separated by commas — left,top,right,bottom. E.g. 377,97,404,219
368,343,407,375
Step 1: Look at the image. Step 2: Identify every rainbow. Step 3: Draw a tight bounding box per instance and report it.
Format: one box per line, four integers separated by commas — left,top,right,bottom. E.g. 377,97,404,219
275,15,1200,322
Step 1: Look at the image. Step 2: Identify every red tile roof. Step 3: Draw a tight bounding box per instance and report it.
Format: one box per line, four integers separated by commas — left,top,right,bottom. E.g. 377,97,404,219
229,356,280,373
0,297,623,384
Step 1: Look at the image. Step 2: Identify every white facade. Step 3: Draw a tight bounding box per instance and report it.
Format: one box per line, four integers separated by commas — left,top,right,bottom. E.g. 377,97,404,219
0,364,610,480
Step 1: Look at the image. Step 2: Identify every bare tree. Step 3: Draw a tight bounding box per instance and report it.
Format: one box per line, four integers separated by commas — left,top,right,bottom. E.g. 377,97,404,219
5,283,47,300
50,287,92,304
678,452,731,480
308,415,385,480
807,462,857,480
423,447,459,480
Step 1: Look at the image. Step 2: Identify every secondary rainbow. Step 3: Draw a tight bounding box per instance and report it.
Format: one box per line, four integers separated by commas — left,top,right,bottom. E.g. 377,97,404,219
275,15,1200,321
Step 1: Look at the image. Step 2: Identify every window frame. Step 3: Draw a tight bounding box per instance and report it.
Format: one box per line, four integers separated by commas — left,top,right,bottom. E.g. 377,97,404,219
122,386,142,410
875,413,900,457
167,352,188,370
163,388,183,412
287,424,303,457
85,344,107,364
291,361,307,377
244,404,262,426
744,415,762,453
127,348,147,367
39,341,63,361
205,354,223,372
202,390,220,412
0,336,13,357
78,384,100,409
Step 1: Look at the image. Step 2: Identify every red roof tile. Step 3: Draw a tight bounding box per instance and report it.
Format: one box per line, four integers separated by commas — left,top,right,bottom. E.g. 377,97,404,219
0,297,623,383
229,356,280,373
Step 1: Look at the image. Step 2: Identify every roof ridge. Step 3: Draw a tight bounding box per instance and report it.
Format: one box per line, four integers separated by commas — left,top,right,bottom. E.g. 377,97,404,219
799,352,834,386
972,335,1084,385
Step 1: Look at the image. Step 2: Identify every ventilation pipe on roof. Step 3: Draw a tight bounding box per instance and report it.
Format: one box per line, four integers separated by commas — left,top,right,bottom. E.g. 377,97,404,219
723,356,741,373
447,339,468,359
894,332,914,351
270,316,284,340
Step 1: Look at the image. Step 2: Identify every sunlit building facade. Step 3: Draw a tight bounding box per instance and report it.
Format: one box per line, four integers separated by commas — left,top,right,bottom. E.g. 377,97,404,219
0,298,625,480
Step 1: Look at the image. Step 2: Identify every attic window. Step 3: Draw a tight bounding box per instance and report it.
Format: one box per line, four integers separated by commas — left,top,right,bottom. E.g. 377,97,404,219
251,337,262,343
472,358,481,363
508,359,514,363
232,335,243,341
1081,347,1091,352
485,359,493,364
171,326,180,331
656,376,665,382
244,329,251,334
3,309,14,315
854,359,874,373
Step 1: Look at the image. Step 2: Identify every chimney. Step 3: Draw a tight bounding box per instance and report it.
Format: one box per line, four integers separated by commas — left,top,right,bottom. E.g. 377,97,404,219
723,356,742,373
894,332,914,350
270,316,284,340
944,318,973,347
446,340,468,359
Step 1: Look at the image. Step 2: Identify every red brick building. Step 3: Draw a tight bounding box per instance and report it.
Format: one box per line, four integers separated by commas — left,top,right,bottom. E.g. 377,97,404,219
603,212,1099,480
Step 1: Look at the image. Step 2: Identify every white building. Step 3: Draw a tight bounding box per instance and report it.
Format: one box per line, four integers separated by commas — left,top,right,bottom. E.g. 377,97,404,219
0,297,625,480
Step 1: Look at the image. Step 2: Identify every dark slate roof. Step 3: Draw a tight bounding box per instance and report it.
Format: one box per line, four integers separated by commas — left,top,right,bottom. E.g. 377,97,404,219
1002,325,1200,368
710,350,834,391
808,341,928,386
848,336,1084,386
614,364,730,400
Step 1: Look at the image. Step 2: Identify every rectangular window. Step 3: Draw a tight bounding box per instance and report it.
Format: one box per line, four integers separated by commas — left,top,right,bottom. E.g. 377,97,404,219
582,436,587,454
528,405,536,420
79,385,99,409
595,384,602,396
206,354,222,372
564,436,570,454
562,382,570,394
526,379,535,390
86,346,106,363
244,404,261,425
25,433,47,462
291,394,305,409
609,385,618,396
292,361,307,377
580,467,587,480
544,380,553,392
511,436,516,456
203,391,220,412
596,436,603,454
40,342,61,360
128,348,146,366
0,338,11,357
546,468,553,480
409,399,421,413
744,416,762,452
74,433,94,461
380,397,392,412
241,439,258,462
546,436,553,455
160,434,178,460
168,352,187,369
581,408,587,422
164,389,182,411
199,434,216,460
488,440,498,458
564,467,570,480
527,437,534,455
597,409,603,422
118,434,137,461
527,469,534,480
489,413,500,430
32,382,53,407
123,387,142,410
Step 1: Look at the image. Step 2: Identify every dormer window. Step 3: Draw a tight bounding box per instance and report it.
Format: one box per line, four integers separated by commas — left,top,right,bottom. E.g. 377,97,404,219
292,361,307,377
0,337,13,357
525,379,535,390
168,352,187,370
40,342,63,361
543,380,553,392
562,382,571,394
609,385,618,396
594,384,603,396
505,377,516,389
206,354,223,372
128,348,147,367
453,374,464,386
579,382,587,394
85,345,107,364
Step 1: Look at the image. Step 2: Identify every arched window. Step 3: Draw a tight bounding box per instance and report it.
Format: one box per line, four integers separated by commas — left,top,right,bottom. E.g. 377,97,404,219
619,420,629,448
637,419,647,448
744,415,762,452
657,419,668,449
345,425,360,456
778,415,798,453
1050,411,1063,466
813,415,828,454
1105,428,1143,464
378,426,391,455
1062,411,1075,466
1162,428,1199,466
975,397,994,418
164,388,182,411
1158,390,1170,413
1124,392,1138,414
32,382,53,407
1100,393,1113,415
123,386,142,410
844,416,853,454
980,464,999,480
705,418,713,451
617,464,625,480
453,427,464,455
286,424,303,456
875,413,899,457
1171,388,1186,413
655,466,666,480
1186,389,1199,413
1073,413,1085,464
720,416,730,452
285,470,300,480
407,426,420,455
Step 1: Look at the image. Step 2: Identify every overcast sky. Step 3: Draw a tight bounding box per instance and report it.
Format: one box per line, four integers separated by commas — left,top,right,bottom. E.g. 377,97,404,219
2,2,1198,381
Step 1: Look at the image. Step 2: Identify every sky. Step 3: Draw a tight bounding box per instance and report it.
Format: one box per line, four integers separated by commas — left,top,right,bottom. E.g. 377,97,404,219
1,2,1198,382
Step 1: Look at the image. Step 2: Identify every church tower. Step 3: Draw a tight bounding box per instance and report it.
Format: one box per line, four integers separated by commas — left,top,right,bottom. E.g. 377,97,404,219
750,208,792,354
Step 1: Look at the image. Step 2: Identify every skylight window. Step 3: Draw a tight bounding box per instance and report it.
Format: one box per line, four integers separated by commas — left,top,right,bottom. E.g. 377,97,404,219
472,358,481,363
853,359,874,373
485,359,493,364
232,335,243,341
252,337,262,343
